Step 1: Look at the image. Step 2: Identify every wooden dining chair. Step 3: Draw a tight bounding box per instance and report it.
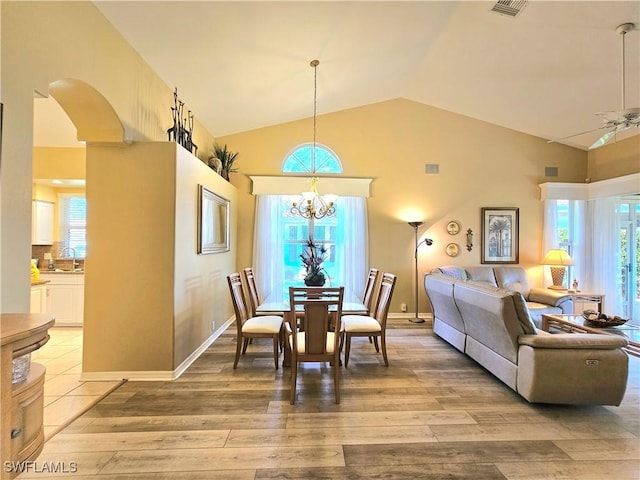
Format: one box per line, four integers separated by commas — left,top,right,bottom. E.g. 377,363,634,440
227,273,283,369
342,272,397,367
286,286,344,404
362,267,380,315
243,267,263,317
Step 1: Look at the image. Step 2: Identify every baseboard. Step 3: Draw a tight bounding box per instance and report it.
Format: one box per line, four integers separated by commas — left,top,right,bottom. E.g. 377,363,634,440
388,312,433,323
79,316,235,382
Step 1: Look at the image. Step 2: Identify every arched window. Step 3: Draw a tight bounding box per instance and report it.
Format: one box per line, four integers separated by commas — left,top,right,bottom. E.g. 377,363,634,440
282,143,342,174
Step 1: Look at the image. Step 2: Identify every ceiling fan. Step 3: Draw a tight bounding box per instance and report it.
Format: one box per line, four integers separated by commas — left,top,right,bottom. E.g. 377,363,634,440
549,22,639,149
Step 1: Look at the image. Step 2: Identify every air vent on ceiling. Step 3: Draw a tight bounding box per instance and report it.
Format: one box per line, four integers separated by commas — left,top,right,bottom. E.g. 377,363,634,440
490,0,528,18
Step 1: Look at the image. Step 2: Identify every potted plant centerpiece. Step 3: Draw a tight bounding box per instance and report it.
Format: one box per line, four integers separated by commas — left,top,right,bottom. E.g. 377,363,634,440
300,238,328,286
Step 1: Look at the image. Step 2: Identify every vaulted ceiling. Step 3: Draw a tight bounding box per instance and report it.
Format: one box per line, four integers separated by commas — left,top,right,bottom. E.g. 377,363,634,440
36,1,640,151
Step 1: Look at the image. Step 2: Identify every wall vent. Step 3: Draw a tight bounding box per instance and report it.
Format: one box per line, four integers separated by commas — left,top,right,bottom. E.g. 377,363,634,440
425,164,440,174
490,0,528,18
545,167,559,177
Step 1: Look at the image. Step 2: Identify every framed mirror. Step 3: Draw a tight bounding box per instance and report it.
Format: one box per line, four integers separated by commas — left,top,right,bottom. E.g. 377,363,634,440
197,185,230,254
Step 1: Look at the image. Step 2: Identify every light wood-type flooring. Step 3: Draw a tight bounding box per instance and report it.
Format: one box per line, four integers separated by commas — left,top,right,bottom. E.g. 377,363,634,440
19,319,640,479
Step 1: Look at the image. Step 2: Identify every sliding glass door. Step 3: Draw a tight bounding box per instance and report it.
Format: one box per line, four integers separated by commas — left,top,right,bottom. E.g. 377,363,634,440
619,197,640,321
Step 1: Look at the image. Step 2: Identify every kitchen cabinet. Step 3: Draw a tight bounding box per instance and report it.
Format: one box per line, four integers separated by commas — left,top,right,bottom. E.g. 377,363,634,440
31,201,54,246
29,283,48,314
39,273,84,326
1,313,54,480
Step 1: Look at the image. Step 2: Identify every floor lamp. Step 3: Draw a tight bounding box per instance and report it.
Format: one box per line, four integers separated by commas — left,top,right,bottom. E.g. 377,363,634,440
408,221,433,323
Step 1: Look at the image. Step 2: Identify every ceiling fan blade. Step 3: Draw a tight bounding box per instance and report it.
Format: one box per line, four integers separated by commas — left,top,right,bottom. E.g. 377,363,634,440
589,129,617,149
546,125,609,144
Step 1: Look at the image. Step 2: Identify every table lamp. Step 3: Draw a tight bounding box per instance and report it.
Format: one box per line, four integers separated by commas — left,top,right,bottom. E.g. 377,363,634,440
542,249,574,290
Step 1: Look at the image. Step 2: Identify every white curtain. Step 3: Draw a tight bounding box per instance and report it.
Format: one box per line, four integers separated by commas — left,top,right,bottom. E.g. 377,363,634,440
252,194,368,300
542,199,559,287
333,196,368,297
584,196,623,315
252,195,284,299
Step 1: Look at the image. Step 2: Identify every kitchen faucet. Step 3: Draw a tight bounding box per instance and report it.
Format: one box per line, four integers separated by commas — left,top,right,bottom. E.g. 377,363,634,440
59,247,79,269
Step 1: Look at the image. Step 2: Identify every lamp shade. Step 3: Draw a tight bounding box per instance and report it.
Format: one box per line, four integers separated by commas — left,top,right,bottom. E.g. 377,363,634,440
542,249,574,266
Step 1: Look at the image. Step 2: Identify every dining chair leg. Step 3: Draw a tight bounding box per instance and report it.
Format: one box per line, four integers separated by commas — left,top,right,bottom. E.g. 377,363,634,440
233,336,243,369
372,336,380,353
381,334,389,366
272,336,279,369
242,338,250,354
344,334,352,367
333,354,341,404
290,360,298,404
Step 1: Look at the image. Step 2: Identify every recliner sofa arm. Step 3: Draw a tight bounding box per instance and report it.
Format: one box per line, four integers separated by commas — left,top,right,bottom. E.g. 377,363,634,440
528,287,572,309
519,333,628,350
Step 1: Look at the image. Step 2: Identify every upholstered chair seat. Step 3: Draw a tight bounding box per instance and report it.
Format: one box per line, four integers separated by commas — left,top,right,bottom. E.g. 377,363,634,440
243,316,284,334
290,332,337,354
342,315,382,333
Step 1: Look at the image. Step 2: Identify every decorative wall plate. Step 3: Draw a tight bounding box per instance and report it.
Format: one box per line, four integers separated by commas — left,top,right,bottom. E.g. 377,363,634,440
446,221,460,235
446,243,460,257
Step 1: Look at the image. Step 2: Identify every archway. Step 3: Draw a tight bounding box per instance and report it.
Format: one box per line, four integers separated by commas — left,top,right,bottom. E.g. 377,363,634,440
49,78,125,144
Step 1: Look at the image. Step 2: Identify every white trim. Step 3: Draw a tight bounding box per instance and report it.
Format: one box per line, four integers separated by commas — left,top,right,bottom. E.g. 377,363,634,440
79,316,234,382
249,175,373,197
540,173,640,200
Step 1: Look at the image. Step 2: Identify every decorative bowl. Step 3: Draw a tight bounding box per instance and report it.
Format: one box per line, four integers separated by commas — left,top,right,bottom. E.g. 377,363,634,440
582,310,627,327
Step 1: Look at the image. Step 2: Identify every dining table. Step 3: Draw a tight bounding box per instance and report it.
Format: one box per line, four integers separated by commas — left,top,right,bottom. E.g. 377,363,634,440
256,287,367,367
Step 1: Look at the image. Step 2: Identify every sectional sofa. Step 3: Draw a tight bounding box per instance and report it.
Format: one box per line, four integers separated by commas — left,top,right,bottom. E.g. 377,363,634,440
424,266,629,405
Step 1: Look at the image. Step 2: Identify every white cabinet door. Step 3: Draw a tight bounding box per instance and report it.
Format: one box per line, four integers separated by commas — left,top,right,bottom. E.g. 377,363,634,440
30,285,47,313
47,285,75,324
32,201,54,245
40,273,84,326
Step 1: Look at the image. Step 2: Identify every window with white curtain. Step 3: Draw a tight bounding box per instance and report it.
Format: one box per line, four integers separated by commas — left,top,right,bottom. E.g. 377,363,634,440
253,145,367,299
59,194,87,258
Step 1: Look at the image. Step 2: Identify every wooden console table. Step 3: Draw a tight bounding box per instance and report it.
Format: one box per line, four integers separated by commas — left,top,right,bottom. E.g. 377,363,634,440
1,313,55,479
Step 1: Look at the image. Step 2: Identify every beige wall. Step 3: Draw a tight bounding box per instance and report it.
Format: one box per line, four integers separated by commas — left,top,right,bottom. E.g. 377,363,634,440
84,142,176,373
84,143,235,375
219,99,589,314
1,1,215,311
174,147,237,368
587,135,640,182
33,147,86,180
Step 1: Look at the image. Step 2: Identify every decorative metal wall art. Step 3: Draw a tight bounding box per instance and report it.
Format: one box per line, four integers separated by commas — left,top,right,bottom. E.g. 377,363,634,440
167,87,198,156
466,228,474,252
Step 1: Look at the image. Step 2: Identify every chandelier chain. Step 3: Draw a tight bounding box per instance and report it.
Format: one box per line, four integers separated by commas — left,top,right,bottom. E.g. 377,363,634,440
312,59,318,171
289,59,336,220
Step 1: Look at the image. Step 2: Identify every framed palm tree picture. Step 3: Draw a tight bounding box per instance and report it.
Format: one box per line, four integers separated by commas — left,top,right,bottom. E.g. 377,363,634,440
481,207,519,264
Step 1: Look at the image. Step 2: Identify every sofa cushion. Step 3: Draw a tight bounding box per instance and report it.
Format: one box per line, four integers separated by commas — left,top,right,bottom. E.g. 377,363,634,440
525,302,563,327
431,266,468,280
494,267,531,298
509,291,537,334
464,267,498,286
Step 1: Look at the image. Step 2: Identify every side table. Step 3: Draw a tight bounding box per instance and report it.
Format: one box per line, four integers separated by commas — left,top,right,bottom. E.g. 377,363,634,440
565,292,605,314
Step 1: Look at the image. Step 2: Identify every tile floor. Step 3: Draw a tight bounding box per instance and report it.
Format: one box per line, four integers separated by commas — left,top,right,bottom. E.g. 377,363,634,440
31,327,122,440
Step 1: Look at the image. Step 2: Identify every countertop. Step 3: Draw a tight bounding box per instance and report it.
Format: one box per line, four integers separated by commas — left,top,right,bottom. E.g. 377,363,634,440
38,269,84,275
31,279,50,286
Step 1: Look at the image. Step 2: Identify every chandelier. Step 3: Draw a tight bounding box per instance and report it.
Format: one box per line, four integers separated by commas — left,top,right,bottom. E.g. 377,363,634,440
290,59,337,220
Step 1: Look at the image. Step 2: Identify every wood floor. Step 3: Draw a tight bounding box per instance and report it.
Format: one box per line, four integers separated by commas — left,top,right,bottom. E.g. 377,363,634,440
21,319,640,479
